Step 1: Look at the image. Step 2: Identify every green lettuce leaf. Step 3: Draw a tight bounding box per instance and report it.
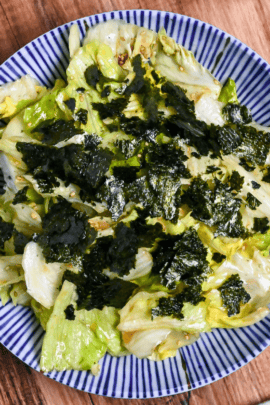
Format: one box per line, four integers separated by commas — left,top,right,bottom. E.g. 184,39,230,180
31,299,53,330
23,79,66,133
40,280,125,372
218,78,238,104
154,28,221,100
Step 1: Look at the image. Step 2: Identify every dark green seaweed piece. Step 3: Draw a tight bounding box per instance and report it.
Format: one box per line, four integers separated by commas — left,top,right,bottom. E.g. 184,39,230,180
33,119,83,145
182,177,247,238
34,199,97,265
246,192,261,210
218,274,251,317
152,227,209,289
96,177,126,221
227,171,244,192
251,180,261,189
101,85,111,98
212,252,226,263
262,167,270,183
222,103,252,124
64,98,76,112
0,217,14,249
152,285,205,320
206,166,219,174
253,217,270,234
84,65,101,89
92,98,129,120
17,141,113,197
124,54,146,96
74,109,88,124
12,186,29,205
64,304,75,320
62,236,137,310
13,230,31,254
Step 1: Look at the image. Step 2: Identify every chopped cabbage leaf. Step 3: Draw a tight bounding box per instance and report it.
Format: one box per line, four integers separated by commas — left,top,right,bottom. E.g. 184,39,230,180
118,291,210,334
22,242,66,308
40,280,124,372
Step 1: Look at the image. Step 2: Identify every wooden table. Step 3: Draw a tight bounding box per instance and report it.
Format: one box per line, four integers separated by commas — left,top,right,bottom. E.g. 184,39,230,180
1,0,270,404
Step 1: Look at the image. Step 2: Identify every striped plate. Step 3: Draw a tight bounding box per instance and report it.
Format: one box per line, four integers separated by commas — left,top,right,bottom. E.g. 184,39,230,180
0,9,270,399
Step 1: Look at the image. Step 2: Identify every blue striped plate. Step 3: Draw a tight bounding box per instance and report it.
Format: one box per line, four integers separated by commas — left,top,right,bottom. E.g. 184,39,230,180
0,9,270,399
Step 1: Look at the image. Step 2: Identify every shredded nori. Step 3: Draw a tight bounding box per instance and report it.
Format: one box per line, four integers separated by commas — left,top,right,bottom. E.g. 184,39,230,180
218,274,251,317
12,186,29,205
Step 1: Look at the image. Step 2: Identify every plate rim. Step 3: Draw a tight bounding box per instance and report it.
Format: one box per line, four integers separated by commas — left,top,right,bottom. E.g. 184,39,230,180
0,8,270,398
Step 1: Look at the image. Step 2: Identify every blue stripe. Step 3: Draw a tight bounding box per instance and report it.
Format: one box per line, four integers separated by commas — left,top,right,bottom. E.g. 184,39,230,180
164,13,170,32
11,321,40,352
102,355,113,395
221,46,249,81
126,10,130,24
74,371,82,390
10,56,27,75
176,17,183,44
169,15,177,38
154,361,162,396
135,357,139,398
121,355,127,397
22,330,44,362
111,357,120,397
156,12,160,32
148,11,152,30
207,32,225,70
223,329,248,363
168,358,179,393
1,308,31,333
194,23,205,58
218,43,242,81
17,52,47,86
146,359,154,397
37,38,65,80
182,18,190,48
161,359,171,394
173,355,184,391
180,347,196,388
128,354,133,398
76,20,84,38
29,346,42,366
140,10,144,28
44,33,67,73
133,10,137,25
141,358,147,398
66,369,74,386
95,353,108,394
0,304,18,322
81,368,89,392
204,333,229,374
50,31,69,65
200,26,213,65
1,63,20,80
188,20,198,51
255,110,270,126
191,343,210,383
25,46,54,86
200,336,222,377
237,58,263,95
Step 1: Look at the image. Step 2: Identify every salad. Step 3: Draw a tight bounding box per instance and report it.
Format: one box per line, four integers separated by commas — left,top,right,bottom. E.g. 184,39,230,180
0,19,270,375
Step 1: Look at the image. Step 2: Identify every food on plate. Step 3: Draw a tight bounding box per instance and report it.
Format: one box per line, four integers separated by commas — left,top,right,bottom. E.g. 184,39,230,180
1,19,270,374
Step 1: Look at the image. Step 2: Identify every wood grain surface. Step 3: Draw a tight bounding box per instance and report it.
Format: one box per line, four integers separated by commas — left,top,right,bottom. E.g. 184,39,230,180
1,0,270,404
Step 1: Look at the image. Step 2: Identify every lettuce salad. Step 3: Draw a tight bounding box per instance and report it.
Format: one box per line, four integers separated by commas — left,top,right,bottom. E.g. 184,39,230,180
1,20,270,374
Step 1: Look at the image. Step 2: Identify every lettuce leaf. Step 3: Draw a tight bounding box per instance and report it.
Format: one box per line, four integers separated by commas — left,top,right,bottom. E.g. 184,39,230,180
218,78,238,104
40,280,125,372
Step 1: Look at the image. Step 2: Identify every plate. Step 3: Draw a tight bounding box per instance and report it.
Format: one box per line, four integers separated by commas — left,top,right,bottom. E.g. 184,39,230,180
1,9,270,399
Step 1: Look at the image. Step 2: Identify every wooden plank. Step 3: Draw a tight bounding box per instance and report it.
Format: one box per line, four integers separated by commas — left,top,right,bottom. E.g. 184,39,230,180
0,0,270,404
